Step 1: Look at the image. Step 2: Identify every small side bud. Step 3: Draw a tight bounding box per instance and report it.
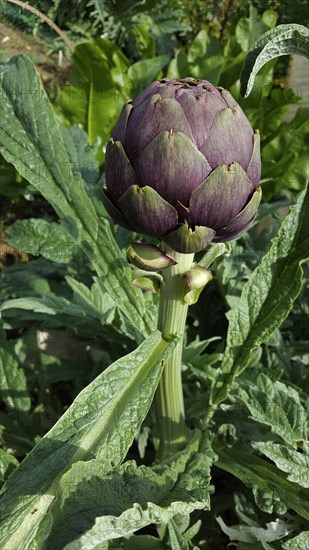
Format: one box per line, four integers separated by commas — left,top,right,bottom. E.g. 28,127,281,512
131,268,163,292
127,242,177,272
182,265,213,305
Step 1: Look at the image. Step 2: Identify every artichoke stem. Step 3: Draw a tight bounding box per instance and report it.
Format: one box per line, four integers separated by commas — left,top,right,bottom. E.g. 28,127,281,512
154,245,194,461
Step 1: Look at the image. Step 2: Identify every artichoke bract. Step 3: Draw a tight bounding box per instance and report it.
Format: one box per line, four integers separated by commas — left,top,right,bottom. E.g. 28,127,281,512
102,77,261,253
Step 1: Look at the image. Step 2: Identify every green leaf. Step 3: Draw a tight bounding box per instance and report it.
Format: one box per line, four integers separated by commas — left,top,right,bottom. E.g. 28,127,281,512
262,10,279,30
235,9,266,52
0,343,31,412
0,331,177,549
86,219,156,342
43,431,213,548
236,373,308,446
1,292,113,332
128,55,170,97
65,276,115,320
36,354,99,385
214,445,309,519
6,219,77,263
168,518,189,550
261,107,309,197
240,24,309,97
60,41,123,145
60,124,102,213
187,29,208,64
60,124,99,179
211,183,309,405
0,54,97,240
167,47,190,79
199,242,231,269
216,516,289,543
282,531,309,549
252,441,309,487
0,54,154,340
219,52,246,89
0,259,60,301
0,449,19,486
191,54,225,85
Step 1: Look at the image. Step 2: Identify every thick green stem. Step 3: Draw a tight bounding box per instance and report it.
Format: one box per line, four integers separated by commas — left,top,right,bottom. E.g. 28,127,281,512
154,246,194,460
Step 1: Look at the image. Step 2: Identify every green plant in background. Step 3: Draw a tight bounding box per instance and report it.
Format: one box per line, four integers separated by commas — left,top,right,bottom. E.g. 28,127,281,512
0,9,308,550
57,38,170,163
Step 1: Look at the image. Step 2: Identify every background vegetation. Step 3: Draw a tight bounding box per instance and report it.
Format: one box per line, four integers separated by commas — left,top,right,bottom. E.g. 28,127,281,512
0,1,308,548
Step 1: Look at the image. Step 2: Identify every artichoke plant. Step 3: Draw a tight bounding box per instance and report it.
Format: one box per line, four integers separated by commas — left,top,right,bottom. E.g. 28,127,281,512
102,77,261,253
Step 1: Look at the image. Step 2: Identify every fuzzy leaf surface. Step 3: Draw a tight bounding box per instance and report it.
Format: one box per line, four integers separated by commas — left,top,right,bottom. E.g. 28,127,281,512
6,219,76,263
252,441,309,487
0,331,176,549
214,445,309,519
211,183,309,405
236,372,308,446
0,54,154,340
43,432,214,548
282,531,309,549
240,24,309,97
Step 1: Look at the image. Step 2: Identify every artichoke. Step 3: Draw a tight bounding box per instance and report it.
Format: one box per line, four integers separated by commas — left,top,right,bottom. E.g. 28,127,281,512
101,78,261,253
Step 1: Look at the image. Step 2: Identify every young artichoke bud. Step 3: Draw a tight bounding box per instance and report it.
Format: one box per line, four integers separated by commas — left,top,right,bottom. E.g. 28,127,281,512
101,78,262,254
127,242,177,271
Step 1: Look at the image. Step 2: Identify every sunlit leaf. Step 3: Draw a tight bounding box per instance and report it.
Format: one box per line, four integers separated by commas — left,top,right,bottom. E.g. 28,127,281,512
241,24,309,97
211,183,309,405
0,331,177,548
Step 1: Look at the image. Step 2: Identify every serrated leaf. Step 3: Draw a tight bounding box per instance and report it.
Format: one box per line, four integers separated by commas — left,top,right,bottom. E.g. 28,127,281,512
0,54,155,340
214,445,309,519
1,290,113,323
241,24,309,97
252,441,309,487
43,431,213,548
65,276,115,319
1,292,118,343
6,219,77,263
236,373,308,446
0,54,97,239
0,331,177,549
60,124,101,211
60,125,100,182
211,183,309,405
282,531,309,549
0,343,31,412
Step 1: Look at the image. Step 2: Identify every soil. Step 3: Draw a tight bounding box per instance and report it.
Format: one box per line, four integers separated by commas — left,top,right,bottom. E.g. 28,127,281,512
0,21,71,88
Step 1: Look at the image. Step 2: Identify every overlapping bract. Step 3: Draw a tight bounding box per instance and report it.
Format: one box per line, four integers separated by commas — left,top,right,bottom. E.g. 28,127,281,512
101,78,261,253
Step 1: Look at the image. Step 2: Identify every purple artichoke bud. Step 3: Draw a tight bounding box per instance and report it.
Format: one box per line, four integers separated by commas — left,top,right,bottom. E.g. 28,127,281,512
101,78,261,253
